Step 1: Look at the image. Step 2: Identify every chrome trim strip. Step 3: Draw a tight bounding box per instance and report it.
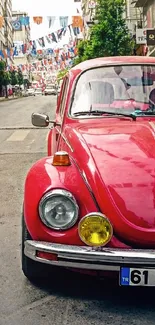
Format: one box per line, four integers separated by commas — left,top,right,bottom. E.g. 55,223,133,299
25,241,155,271
60,133,74,152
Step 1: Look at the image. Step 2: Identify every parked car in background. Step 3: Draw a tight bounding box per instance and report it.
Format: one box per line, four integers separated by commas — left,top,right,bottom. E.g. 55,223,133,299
43,85,57,96
35,87,43,95
27,88,35,96
22,56,155,287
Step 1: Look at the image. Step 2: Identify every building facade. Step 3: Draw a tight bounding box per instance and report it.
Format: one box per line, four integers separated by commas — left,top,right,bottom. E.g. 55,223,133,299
81,0,141,41
135,0,155,56
81,0,96,39
124,0,146,55
0,0,13,61
125,0,143,33
12,11,31,70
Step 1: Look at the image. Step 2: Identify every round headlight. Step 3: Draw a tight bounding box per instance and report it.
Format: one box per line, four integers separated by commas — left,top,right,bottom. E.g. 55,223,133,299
39,189,79,230
78,213,113,247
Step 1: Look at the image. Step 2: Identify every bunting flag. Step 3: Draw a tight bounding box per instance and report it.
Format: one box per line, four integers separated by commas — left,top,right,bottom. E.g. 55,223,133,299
0,22,78,64
3,43,77,75
59,16,69,28
47,16,55,29
72,16,84,31
0,16,4,28
45,35,52,44
38,37,45,47
12,19,22,31
33,16,43,24
19,16,30,26
73,27,80,36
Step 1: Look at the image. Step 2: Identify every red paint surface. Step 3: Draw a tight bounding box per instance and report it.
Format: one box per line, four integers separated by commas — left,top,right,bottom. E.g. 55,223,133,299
24,56,155,252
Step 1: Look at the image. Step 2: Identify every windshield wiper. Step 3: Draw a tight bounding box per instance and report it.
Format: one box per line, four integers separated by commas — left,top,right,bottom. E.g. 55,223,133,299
73,110,137,121
134,108,155,116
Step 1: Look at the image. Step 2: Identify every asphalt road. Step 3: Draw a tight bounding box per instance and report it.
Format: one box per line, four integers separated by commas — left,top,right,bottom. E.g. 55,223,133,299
0,95,155,325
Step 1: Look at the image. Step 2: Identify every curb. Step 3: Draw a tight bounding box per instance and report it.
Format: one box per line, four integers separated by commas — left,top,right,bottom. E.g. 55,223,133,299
0,96,24,102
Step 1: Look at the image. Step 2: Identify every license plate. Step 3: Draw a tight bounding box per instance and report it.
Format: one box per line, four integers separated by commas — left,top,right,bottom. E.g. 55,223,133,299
120,267,155,286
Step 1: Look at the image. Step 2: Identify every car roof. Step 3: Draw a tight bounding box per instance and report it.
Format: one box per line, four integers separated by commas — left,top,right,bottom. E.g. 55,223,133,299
69,56,155,78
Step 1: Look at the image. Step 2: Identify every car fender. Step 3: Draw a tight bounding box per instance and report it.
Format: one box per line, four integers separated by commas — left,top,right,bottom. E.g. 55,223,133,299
23,156,98,245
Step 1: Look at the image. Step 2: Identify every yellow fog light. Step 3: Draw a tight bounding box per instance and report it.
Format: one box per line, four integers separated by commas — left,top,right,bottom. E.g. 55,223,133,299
78,213,113,247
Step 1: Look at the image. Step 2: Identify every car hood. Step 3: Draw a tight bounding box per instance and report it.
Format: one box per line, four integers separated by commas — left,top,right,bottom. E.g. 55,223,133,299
65,120,155,246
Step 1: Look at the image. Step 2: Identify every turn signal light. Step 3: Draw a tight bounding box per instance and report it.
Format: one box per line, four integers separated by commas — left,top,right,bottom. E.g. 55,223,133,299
52,151,71,166
78,213,113,247
36,251,58,261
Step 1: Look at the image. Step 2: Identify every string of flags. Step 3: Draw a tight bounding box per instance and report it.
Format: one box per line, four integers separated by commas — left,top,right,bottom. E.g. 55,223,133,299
0,16,83,61
0,14,83,30
4,40,78,74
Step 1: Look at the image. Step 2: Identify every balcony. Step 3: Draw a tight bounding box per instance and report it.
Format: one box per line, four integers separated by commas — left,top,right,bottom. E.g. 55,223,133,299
133,0,148,7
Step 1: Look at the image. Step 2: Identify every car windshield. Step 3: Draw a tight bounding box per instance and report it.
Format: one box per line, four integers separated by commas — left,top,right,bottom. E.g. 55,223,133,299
36,88,42,91
71,65,155,117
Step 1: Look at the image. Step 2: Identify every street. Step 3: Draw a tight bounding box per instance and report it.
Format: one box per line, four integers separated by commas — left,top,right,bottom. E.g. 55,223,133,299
0,95,155,325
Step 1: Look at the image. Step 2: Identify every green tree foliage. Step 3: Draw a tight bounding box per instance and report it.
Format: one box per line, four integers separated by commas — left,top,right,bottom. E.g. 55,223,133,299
10,70,18,86
74,0,134,63
0,61,11,97
17,69,24,85
57,68,69,82
0,61,6,90
24,79,31,87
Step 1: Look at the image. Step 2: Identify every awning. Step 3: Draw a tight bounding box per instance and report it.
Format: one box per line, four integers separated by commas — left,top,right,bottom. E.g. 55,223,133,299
148,46,155,56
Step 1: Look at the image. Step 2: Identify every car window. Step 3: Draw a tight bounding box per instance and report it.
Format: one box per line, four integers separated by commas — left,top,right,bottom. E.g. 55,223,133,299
59,77,69,118
70,65,155,115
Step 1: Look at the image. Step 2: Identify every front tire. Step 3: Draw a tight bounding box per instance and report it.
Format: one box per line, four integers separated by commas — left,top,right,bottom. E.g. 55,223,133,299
21,214,45,281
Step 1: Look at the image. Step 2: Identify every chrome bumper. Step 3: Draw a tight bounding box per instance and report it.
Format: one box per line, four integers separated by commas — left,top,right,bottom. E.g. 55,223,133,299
24,240,155,271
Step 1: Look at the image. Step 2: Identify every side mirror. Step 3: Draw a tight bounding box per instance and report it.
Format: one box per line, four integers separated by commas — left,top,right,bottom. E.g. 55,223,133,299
31,113,49,127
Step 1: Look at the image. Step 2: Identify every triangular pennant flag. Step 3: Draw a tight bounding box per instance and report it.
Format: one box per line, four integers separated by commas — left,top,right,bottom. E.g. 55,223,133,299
46,35,52,44
50,33,57,43
0,16,4,28
57,28,64,40
59,16,69,28
63,28,67,36
47,16,55,29
33,17,43,24
37,37,45,47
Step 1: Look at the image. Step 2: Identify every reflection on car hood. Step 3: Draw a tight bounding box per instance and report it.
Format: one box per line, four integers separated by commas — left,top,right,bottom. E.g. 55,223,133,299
65,120,155,246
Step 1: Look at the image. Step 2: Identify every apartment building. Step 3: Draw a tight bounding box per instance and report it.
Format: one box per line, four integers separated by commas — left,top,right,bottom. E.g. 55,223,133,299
81,0,140,40
125,0,143,32
0,0,13,61
135,0,155,56
124,0,145,55
12,11,31,69
81,0,96,39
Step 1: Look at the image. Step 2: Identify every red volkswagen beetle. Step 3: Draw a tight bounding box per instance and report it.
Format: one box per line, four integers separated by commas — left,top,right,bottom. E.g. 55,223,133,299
22,56,155,286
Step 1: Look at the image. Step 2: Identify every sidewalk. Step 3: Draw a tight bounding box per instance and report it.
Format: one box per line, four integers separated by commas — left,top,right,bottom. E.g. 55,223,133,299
0,95,20,102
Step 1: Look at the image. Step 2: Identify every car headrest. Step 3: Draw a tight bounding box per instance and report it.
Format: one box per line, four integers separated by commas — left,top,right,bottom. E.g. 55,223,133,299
90,81,114,104
149,88,155,105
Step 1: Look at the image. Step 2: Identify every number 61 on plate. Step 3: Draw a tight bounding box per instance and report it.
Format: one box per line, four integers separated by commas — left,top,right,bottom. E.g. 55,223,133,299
120,267,155,286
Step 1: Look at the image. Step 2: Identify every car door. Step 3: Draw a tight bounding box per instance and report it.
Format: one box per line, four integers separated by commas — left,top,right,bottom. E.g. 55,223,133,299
47,76,69,156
